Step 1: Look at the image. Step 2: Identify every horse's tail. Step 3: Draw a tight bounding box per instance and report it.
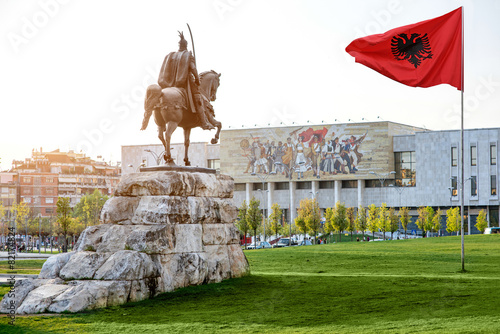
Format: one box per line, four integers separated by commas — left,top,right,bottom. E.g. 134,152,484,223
141,84,162,130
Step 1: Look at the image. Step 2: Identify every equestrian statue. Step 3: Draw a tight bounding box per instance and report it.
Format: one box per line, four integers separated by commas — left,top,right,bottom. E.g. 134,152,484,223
140,30,222,166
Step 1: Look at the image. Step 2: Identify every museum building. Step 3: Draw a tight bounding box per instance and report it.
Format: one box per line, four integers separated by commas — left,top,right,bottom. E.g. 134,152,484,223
121,121,500,234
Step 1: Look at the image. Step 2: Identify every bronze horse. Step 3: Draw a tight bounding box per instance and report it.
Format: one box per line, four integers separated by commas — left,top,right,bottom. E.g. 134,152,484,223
142,70,221,166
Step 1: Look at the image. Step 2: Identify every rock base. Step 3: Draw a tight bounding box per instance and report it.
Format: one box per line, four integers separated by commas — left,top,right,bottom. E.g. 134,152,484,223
1,171,249,314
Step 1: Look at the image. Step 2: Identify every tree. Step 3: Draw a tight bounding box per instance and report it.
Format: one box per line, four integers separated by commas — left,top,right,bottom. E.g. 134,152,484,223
236,200,250,249
268,203,283,240
355,206,367,239
475,209,488,233
446,207,461,235
246,197,262,248
333,202,348,242
73,190,109,227
367,204,379,240
377,203,389,240
305,199,322,244
12,201,31,251
56,197,73,252
415,206,429,237
399,207,410,238
296,198,320,243
346,207,355,241
432,209,443,236
0,202,7,238
324,207,335,242
424,206,435,237
388,207,399,240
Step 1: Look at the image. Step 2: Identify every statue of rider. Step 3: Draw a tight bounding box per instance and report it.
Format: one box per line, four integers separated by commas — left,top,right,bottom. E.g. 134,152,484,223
157,31,213,130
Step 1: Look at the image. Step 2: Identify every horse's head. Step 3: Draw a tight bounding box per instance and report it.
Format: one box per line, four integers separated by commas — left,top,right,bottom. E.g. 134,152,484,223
199,70,221,102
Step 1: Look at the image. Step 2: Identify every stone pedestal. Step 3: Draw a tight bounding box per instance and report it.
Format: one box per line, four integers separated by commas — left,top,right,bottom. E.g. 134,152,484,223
1,171,249,314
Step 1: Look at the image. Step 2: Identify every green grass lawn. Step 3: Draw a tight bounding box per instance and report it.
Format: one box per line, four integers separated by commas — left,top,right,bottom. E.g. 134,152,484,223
1,235,500,333
0,260,46,275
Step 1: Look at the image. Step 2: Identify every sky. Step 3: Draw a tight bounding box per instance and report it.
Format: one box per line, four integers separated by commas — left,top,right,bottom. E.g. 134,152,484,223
1,0,500,170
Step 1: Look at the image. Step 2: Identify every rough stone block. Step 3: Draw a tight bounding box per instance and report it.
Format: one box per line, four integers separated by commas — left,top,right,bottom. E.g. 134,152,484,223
228,244,250,278
115,172,234,198
16,284,69,314
101,196,140,224
94,251,158,280
38,252,75,279
203,224,227,245
59,251,110,280
205,245,231,283
174,224,203,253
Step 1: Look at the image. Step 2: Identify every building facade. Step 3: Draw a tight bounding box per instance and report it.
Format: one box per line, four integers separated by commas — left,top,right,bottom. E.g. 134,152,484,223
1,149,121,217
121,121,500,235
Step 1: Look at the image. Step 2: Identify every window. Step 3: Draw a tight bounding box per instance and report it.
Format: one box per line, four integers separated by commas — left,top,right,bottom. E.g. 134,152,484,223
471,176,477,197
46,197,54,204
23,188,31,194
451,147,458,167
491,144,497,165
1,187,7,194
207,159,220,171
342,180,357,188
274,182,289,190
296,181,312,190
491,175,497,196
23,197,32,203
45,208,53,214
45,177,54,183
471,146,477,166
395,151,416,187
234,183,245,191
319,181,334,189
46,188,54,195
253,183,267,191
365,180,381,188
451,176,458,196
23,177,31,183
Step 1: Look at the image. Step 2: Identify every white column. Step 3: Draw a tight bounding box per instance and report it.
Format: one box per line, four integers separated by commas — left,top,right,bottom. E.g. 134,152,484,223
289,181,296,223
267,181,273,218
312,180,319,197
487,205,490,228
357,179,365,208
334,180,341,205
245,182,252,203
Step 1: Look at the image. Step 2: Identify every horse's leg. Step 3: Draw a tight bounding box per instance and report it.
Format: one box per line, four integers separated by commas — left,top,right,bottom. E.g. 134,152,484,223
210,121,222,145
163,121,178,164
206,112,222,144
183,127,191,166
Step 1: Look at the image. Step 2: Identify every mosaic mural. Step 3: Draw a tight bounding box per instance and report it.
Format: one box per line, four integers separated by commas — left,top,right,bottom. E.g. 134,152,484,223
220,122,418,183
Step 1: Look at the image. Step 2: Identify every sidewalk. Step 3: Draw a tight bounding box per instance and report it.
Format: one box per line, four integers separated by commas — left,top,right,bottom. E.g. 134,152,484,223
0,274,38,284
0,252,55,260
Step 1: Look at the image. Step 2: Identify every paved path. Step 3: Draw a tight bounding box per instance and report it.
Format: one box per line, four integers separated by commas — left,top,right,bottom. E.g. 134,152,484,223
0,252,55,261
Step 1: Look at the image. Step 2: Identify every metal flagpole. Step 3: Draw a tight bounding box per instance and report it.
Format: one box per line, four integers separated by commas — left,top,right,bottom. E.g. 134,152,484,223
460,6,465,272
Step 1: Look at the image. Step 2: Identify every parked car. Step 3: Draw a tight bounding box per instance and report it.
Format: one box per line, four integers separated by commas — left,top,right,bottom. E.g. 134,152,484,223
298,240,313,246
247,241,272,250
484,227,500,234
272,238,298,248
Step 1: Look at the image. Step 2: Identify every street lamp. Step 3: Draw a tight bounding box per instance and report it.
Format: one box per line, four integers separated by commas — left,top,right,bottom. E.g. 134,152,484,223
251,172,271,242
145,149,167,166
369,171,396,187
128,163,146,173
256,188,269,242
38,213,42,254
309,191,319,200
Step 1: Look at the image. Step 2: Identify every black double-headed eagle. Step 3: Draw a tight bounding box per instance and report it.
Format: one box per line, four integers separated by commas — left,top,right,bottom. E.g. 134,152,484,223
390,33,433,68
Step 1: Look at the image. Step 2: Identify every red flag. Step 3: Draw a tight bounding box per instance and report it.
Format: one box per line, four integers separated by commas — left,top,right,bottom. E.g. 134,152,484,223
346,7,462,90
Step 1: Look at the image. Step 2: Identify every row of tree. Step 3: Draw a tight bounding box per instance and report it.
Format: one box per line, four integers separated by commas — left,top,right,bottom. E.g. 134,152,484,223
0,190,108,252
236,198,491,247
